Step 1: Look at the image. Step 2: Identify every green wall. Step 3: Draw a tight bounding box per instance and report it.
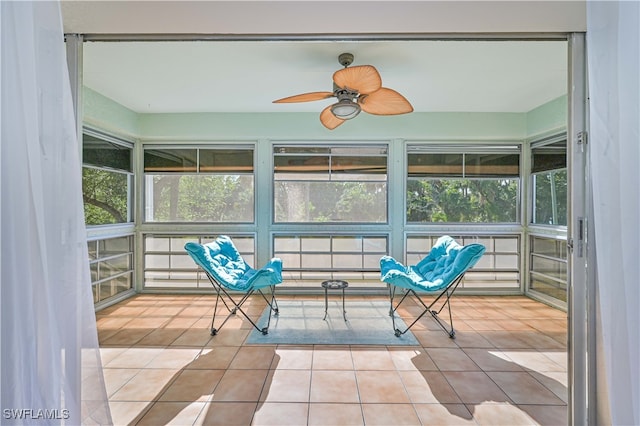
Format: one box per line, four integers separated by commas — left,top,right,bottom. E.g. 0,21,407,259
83,87,566,141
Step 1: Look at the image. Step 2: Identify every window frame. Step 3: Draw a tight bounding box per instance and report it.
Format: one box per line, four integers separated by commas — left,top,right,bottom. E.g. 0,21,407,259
530,136,568,228
406,143,522,225
272,144,389,224
82,128,134,227
142,144,256,224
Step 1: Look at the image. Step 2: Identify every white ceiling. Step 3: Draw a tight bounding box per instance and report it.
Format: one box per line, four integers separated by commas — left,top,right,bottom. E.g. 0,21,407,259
83,39,567,114
68,1,579,115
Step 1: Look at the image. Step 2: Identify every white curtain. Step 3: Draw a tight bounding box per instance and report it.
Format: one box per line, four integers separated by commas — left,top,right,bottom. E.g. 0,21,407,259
1,2,111,424
587,1,640,425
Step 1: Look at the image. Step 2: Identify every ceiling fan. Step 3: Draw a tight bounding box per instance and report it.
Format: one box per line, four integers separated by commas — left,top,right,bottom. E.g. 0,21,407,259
273,53,413,130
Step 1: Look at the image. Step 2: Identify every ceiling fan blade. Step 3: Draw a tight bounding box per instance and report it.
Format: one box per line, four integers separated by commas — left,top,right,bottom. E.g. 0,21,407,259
333,65,382,94
273,91,334,103
358,88,414,115
320,106,345,130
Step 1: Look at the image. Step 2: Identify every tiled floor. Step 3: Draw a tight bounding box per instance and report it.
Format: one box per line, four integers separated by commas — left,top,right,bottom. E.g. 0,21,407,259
97,294,568,425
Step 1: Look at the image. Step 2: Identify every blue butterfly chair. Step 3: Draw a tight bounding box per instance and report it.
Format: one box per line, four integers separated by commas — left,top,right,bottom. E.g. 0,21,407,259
185,236,283,336
380,236,485,338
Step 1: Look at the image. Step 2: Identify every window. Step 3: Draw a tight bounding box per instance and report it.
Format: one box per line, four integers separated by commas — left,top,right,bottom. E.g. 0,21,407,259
88,235,133,303
144,147,254,222
531,139,567,226
406,234,520,290
144,234,255,289
529,236,567,302
82,133,133,225
274,146,387,223
407,146,520,223
273,234,388,287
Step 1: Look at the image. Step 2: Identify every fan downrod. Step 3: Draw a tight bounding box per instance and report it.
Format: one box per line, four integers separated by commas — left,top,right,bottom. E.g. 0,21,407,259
338,52,354,68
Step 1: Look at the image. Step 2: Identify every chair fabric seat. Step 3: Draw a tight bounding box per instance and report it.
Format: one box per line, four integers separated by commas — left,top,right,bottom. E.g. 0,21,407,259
380,235,485,292
185,236,282,292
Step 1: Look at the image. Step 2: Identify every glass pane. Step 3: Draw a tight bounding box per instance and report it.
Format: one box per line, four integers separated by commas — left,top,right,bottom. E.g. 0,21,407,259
408,153,463,177
274,181,387,222
98,254,131,280
274,237,300,251
331,156,386,175
83,134,132,172
301,254,331,269
531,256,567,281
332,254,362,269
83,167,130,225
301,237,330,252
144,149,197,172
199,149,253,173
274,155,329,175
532,140,566,173
406,178,518,223
533,170,567,226
333,237,362,252
145,174,254,222
530,273,567,302
465,153,519,177
98,236,131,257
532,237,567,258
145,236,170,251
494,237,518,252
87,240,97,260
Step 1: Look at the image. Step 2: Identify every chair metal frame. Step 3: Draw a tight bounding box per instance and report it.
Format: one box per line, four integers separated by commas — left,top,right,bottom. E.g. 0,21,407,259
387,272,465,339
202,268,279,336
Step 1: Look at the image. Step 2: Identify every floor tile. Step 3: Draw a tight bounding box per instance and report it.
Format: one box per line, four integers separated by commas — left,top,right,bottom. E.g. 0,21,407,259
110,368,180,402
228,346,277,370
487,371,566,405
463,348,525,372
361,403,421,425
426,347,480,371
260,369,311,402
211,369,269,402
355,370,410,403
186,346,239,370
158,369,224,402
308,402,364,425
399,370,462,404
196,401,257,425
108,401,151,426
309,370,359,403
518,404,568,425
351,347,396,370
413,403,475,425
252,402,309,425
136,401,205,425
442,371,510,404
146,347,201,369
311,346,353,370
469,401,540,425
271,346,314,370
105,347,165,369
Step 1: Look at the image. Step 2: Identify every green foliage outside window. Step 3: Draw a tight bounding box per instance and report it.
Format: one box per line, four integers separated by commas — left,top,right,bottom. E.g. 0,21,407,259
147,175,254,222
274,181,386,222
406,179,518,223
83,168,129,225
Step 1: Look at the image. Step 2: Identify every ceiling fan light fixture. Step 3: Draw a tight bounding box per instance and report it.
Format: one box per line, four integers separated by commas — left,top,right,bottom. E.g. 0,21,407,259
331,99,361,120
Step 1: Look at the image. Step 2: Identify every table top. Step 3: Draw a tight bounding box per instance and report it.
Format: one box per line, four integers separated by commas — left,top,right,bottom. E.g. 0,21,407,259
321,279,349,289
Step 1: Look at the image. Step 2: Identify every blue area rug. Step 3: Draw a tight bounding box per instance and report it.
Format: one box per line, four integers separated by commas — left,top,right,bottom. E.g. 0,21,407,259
246,300,419,346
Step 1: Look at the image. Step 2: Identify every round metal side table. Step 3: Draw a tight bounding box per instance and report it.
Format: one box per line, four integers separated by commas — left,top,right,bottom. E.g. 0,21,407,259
321,279,348,321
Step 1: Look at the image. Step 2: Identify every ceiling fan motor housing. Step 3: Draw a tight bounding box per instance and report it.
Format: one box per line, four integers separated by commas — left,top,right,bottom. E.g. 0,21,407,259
338,52,354,67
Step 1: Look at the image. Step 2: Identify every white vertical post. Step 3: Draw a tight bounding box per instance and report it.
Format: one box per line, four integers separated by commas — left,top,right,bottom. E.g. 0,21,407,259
567,32,594,426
